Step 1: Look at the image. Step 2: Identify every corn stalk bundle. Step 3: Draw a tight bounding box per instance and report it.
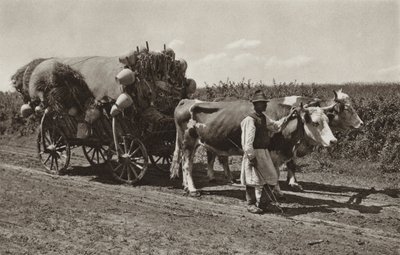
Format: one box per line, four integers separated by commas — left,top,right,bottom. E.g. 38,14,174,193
11,58,48,103
126,48,187,116
35,62,93,113
133,51,185,85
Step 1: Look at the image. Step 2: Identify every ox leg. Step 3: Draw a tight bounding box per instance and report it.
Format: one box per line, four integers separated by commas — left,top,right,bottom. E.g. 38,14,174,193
170,131,182,179
218,156,234,184
182,148,200,197
206,151,217,182
181,150,189,192
286,160,303,191
269,152,285,199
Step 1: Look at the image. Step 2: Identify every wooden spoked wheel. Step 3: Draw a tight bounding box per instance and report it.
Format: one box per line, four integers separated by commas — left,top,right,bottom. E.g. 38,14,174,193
82,145,109,165
149,140,174,173
37,119,70,175
150,154,172,173
109,116,149,184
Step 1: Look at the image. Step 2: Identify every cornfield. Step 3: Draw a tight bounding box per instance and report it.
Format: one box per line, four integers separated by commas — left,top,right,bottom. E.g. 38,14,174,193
193,80,400,172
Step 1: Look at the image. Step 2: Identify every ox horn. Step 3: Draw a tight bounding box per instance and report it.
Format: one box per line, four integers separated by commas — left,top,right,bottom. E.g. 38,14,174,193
320,103,336,111
333,90,338,101
301,102,311,109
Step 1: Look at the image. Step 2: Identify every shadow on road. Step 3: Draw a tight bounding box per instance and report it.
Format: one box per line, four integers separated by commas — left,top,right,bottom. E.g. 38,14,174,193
281,193,383,216
294,181,399,199
63,162,397,217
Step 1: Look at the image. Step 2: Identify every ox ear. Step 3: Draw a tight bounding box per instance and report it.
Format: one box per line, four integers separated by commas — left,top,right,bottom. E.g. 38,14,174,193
304,112,312,123
334,102,345,113
299,107,311,123
327,112,335,122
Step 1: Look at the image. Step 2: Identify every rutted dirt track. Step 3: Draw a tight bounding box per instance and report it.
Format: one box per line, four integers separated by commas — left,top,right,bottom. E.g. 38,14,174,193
0,139,399,255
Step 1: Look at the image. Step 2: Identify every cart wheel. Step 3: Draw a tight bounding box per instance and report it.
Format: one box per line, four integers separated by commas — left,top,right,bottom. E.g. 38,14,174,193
109,116,148,184
82,145,109,165
149,138,174,173
37,124,70,175
150,154,172,173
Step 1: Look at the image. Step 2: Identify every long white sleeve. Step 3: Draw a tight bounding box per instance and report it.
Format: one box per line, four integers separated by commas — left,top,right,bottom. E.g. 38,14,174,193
265,114,289,134
241,117,256,160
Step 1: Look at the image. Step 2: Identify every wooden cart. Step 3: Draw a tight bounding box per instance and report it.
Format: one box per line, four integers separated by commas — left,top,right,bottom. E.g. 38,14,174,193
37,102,175,184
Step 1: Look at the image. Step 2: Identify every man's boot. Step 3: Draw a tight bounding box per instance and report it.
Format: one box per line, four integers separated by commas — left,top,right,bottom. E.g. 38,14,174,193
246,186,263,214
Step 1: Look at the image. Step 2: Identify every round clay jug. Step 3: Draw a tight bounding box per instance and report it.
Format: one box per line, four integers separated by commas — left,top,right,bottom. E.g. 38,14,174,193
21,104,33,118
115,68,136,86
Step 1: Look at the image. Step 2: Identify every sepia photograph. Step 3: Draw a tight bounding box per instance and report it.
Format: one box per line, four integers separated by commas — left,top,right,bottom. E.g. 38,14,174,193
0,0,399,254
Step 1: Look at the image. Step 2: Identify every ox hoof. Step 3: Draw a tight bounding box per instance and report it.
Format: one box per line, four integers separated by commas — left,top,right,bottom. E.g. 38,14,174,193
189,191,201,197
228,179,239,185
289,184,304,192
273,191,285,199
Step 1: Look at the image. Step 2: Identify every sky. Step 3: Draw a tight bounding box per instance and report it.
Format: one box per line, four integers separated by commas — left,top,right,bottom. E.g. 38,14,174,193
0,0,399,91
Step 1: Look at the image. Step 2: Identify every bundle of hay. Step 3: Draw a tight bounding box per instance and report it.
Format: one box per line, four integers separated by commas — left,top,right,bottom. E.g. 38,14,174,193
118,44,195,116
31,60,93,114
11,58,48,104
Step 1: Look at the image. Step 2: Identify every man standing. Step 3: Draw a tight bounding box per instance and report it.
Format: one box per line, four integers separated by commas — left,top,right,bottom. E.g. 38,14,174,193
241,90,293,214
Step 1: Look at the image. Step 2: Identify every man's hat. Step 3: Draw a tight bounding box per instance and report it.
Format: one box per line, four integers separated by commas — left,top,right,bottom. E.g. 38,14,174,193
251,90,269,103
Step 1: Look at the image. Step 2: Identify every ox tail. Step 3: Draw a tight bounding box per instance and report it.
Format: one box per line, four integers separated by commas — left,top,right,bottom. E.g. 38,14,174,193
170,125,182,179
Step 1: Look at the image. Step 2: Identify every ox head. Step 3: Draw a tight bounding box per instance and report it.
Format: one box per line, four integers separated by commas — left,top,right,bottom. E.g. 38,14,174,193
321,89,363,130
290,104,337,147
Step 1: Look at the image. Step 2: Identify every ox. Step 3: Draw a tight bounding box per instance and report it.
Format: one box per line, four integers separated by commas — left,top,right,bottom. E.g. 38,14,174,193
170,99,337,196
206,90,363,193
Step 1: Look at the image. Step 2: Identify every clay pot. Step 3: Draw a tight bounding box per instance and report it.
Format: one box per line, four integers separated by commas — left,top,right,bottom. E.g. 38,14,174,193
35,105,43,114
186,79,197,94
110,104,120,117
115,93,133,109
164,48,175,59
115,68,136,86
21,104,33,118
179,59,188,73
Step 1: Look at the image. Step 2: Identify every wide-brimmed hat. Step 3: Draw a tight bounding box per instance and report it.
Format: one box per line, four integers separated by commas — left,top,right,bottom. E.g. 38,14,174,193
251,90,269,103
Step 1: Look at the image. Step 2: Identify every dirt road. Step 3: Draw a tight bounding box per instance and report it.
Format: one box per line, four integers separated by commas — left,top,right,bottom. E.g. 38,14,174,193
0,138,399,255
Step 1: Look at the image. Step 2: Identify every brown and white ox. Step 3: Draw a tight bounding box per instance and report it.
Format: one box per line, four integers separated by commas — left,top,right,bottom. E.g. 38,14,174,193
170,99,337,196
205,90,363,193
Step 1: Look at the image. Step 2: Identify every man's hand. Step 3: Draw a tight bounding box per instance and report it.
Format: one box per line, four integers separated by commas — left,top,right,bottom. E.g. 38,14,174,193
288,107,298,119
249,157,257,167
